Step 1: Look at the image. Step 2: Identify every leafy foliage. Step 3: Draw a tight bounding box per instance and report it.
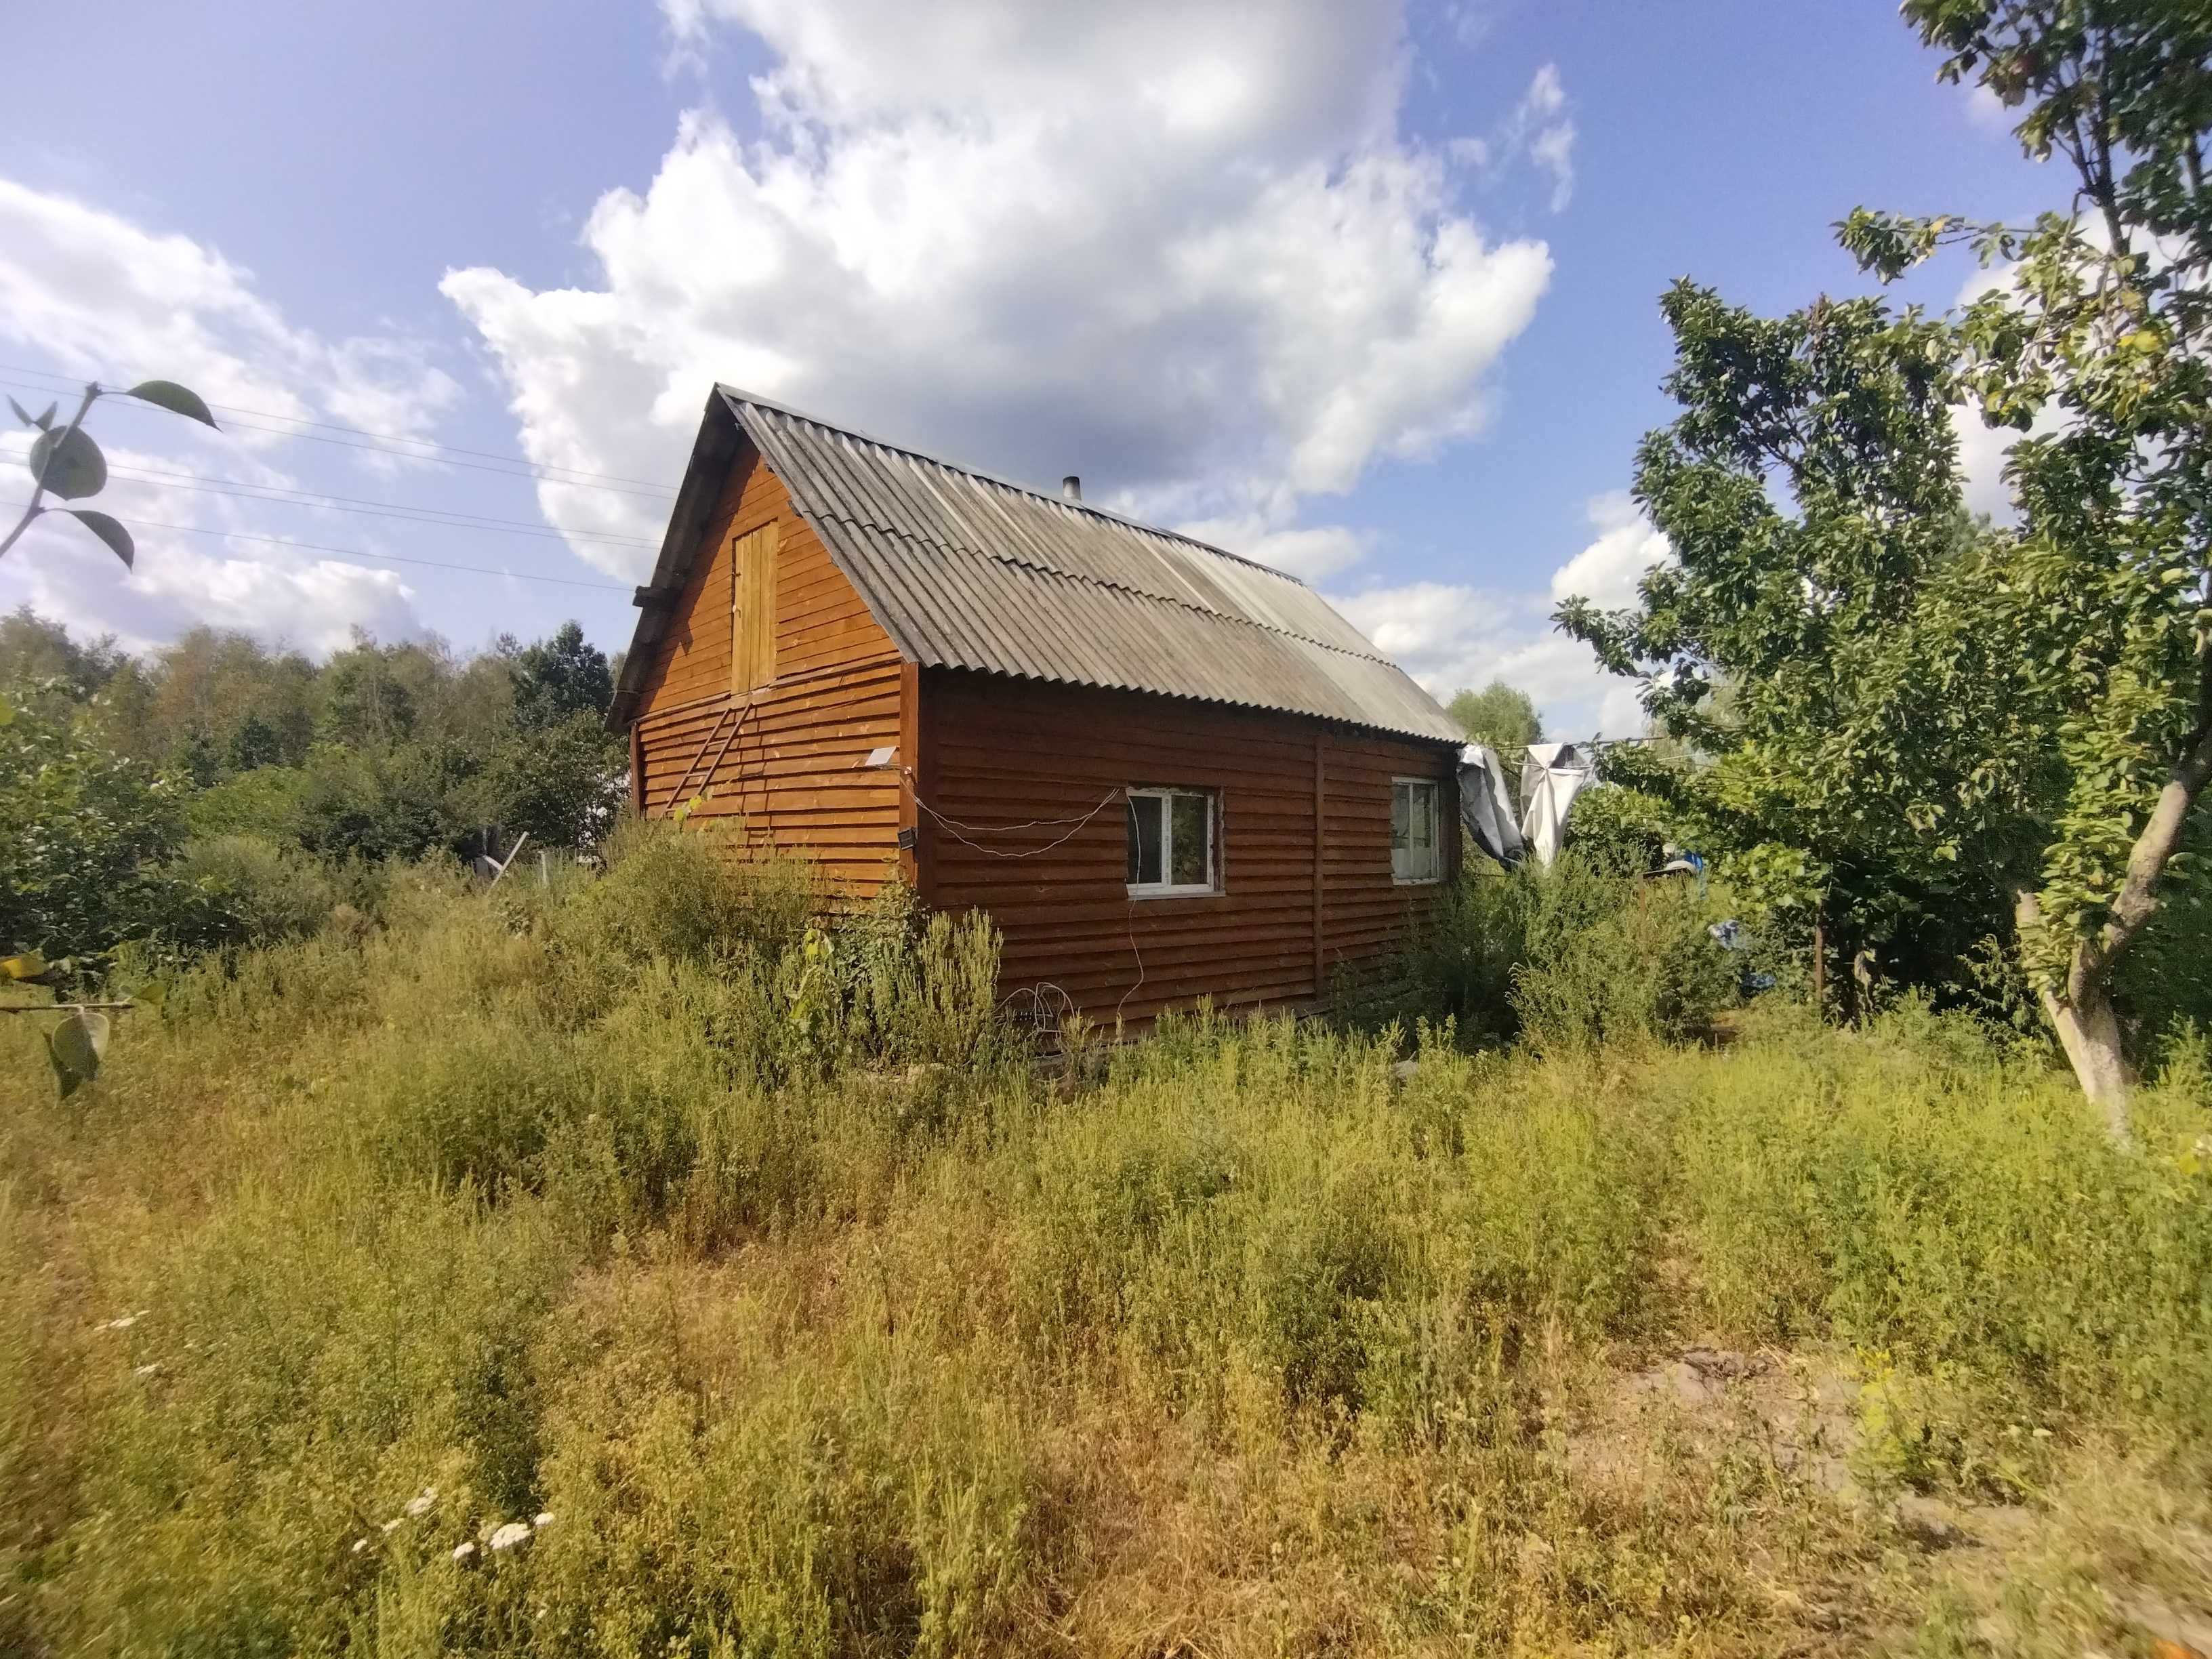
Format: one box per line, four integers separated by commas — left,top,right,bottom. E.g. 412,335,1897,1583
1380,857,1733,1050
1,375,217,567
1557,289,2035,997
509,619,613,731
0,613,630,976
1445,678,1541,763
1560,3,2212,1109
0,684,186,970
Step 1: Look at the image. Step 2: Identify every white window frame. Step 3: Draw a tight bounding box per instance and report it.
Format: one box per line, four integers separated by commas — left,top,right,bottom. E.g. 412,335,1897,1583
1125,786,1219,898
1392,777,1444,885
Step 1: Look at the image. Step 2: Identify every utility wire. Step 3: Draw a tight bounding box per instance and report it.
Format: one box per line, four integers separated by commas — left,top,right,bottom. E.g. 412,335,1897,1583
0,367,678,497
1,361,679,490
1,500,630,592
0,445,660,550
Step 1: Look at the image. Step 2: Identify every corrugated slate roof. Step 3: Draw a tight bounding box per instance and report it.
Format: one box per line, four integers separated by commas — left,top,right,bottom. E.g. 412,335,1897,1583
611,386,1464,745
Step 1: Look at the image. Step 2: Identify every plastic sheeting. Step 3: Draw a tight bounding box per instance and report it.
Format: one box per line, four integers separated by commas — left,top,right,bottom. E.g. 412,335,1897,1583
1519,741,1595,868
1456,743,1525,867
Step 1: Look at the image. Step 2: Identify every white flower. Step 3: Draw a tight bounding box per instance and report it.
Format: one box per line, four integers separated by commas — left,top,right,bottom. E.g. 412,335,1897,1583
402,1486,436,1518
488,1522,533,1553
451,1542,476,1564
533,1512,555,1529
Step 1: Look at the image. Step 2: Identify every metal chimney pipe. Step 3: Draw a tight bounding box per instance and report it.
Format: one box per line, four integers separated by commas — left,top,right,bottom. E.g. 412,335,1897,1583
1061,475,1081,502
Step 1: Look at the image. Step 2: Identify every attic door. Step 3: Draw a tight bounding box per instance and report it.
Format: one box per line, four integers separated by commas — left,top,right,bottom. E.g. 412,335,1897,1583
729,520,779,695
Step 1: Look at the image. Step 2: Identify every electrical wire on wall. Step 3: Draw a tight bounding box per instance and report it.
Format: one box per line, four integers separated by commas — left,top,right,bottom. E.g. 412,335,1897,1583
890,765,1150,1029
897,769,1126,860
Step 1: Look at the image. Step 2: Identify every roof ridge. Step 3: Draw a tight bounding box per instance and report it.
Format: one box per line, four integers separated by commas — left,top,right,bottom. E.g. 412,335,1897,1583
800,506,1395,665
716,384,1306,587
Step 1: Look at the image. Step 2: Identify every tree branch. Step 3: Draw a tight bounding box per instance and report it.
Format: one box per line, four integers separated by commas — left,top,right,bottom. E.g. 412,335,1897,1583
0,382,100,560
2090,643,2212,983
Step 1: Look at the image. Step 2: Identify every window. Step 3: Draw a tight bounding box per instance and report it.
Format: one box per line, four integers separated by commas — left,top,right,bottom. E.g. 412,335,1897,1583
729,520,780,693
1392,778,1443,883
1126,787,1217,896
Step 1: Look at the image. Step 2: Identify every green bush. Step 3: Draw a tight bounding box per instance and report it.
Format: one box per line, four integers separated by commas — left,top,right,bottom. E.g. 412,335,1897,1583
161,833,343,954
1510,862,1736,1054
0,681,186,970
556,815,820,972
183,763,310,842
1388,855,1734,1052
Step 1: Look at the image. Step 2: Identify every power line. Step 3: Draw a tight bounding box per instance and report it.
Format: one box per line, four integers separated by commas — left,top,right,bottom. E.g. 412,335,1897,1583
1,361,680,491
0,367,680,498
0,444,661,550
3,500,632,592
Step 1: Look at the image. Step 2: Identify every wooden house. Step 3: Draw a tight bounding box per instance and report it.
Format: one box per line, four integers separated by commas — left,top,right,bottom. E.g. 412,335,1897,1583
609,387,1467,1026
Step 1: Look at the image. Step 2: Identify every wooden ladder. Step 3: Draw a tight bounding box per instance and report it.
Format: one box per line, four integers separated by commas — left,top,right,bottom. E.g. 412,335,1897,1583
665,696,754,812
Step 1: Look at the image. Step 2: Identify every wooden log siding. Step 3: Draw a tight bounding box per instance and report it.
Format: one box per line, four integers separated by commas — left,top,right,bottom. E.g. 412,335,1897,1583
630,443,906,899
921,670,1458,1027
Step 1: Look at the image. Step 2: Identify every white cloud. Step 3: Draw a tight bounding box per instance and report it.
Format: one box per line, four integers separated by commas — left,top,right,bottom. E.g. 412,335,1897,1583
1174,513,1370,583
446,0,1555,583
1550,489,1670,609
0,178,451,651
1451,61,1575,213
5,510,424,661
0,179,457,451
1328,492,1665,738
1966,83,2013,131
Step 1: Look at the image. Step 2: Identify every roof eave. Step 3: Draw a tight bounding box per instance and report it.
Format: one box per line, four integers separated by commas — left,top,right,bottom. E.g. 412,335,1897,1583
604,390,744,734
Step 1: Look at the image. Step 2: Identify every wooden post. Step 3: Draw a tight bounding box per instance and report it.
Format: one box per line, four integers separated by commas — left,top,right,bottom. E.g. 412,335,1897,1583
628,721,644,816
1311,726,1327,1003
899,661,933,905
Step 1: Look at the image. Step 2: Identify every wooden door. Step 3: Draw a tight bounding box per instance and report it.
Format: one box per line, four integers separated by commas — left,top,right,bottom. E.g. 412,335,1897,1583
729,520,780,695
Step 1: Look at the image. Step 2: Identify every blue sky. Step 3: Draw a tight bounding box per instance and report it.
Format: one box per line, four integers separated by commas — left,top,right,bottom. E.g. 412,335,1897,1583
3,0,2054,733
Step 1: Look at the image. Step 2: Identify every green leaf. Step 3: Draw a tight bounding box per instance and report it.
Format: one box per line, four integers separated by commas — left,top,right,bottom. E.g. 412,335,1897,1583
28,425,107,500
47,1009,110,1099
122,380,219,429
1,951,48,981
64,509,134,568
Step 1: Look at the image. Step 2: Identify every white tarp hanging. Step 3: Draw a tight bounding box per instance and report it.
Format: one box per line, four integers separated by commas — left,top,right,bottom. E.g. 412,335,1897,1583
1456,743,1525,867
1519,741,1595,868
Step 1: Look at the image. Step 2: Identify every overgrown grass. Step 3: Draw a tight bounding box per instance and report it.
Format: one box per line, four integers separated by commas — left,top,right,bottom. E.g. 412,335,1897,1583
3,827,2208,1655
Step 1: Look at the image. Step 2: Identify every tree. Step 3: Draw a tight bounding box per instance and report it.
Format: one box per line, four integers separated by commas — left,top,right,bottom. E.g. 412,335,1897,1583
511,621,613,731
0,606,127,697
1447,679,1541,756
1563,2,2212,1132
1559,289,2036,1019
482,710,628,851
316,637,419,749
0,683,186,968
1838,1,2212,1126
226,713,285,771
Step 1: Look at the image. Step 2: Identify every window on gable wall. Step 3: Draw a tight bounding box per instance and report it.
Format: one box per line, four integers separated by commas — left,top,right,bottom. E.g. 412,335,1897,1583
1392,777,1442,883
1126,787,1217,896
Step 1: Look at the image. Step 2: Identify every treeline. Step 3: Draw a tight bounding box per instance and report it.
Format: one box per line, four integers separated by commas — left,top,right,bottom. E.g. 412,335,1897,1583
1,607,628,970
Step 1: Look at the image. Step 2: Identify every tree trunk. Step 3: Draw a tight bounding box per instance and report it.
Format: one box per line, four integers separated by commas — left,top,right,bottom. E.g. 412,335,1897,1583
1810,909,1827,1023
2039,977,2135,1145
2025,705,2212,1143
